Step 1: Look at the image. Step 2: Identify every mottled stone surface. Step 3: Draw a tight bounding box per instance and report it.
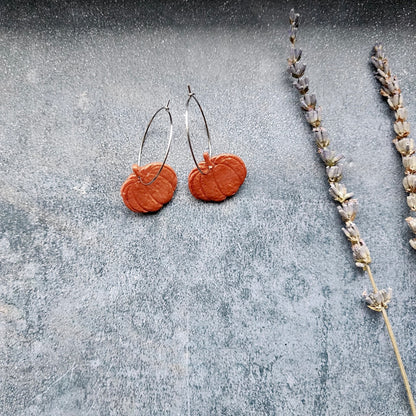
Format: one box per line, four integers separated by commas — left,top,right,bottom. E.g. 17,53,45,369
0,1,415,415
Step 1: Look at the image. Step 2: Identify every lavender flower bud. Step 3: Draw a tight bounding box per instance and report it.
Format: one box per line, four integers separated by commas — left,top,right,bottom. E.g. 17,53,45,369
305,107,322,127
394,138,415,156
288,62,306,78
329,182,353,203
371,56,382,69
371,56,389,73
352,239,371,267
373,43,384,59
405,217,416,234
342,222,361,243
289,26,298,44
403,156,416,173
381,61,390,76
362,288,392,311
387,94,403,110
293,77,309,94
338,199,358,222
288,48,302,65
376,69,391,86
395,107,408,121
403,175,416,193
326,165,343,182
313,127,329,148
394,121,410,138
381,76,400,96
319,148,343,166
407,193,416,211
289,9,300,26
300,93,317,111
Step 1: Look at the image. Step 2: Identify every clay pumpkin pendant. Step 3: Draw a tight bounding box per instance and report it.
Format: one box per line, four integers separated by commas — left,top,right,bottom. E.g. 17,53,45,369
121,163,177,213
188,152,246,202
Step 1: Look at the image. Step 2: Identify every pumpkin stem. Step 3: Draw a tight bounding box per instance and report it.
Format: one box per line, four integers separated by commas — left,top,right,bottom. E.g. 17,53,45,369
132,164,142,177
203,152,213,169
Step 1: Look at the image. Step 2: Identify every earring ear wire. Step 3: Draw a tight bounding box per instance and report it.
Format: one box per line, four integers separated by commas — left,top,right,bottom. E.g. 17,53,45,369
185,85,212,175
137,101,173,185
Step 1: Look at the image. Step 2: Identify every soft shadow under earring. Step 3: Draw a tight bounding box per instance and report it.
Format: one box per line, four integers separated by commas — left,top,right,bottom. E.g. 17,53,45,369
120,102,177,213
185,86,247,202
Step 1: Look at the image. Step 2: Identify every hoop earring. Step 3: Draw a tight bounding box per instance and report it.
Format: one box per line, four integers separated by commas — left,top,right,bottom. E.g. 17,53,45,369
121,102,177,213
185,86,246,202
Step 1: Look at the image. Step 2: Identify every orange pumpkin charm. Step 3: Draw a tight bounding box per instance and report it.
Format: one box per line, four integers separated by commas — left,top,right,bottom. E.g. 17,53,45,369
121,163,177,213
188,152,246,201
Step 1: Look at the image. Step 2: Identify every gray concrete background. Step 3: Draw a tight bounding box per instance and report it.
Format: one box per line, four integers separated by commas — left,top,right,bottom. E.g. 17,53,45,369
0,1,415,415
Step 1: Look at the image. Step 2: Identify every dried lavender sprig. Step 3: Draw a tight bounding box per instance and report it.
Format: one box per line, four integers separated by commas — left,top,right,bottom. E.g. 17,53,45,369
371,44,416,250
288,10,416,415
288,10,370,269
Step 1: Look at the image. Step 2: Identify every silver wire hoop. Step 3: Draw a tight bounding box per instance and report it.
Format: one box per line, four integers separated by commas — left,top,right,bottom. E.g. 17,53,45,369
137,101,173,186
185,86,212,175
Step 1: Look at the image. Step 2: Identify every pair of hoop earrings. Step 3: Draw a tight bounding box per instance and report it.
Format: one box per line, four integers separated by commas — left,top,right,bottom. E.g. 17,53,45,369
120,87,247,213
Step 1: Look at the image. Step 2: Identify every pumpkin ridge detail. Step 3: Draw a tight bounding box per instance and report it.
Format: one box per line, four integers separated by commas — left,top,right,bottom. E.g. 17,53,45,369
214,155,246,182
149,175,175,205
211,169,228,200
130,191,152,213
121,162,177,213
131,180,162,212
122,178,149,213
200,168,224,201
158,164,177,185
188,169,207,200
213,164,240,198
197,172,210,201
226,159,245,180
188,152,246,202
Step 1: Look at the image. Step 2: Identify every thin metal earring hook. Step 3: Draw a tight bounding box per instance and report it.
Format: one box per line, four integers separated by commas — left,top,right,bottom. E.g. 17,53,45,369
185,85,212,175
137,101,173,185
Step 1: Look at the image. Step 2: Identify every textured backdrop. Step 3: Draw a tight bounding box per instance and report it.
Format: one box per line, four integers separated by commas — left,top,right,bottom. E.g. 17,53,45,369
0,1,415,415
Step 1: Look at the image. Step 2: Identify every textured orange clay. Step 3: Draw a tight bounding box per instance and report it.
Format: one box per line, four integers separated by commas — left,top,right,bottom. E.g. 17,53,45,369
121,163,177,213
188,152,247,202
